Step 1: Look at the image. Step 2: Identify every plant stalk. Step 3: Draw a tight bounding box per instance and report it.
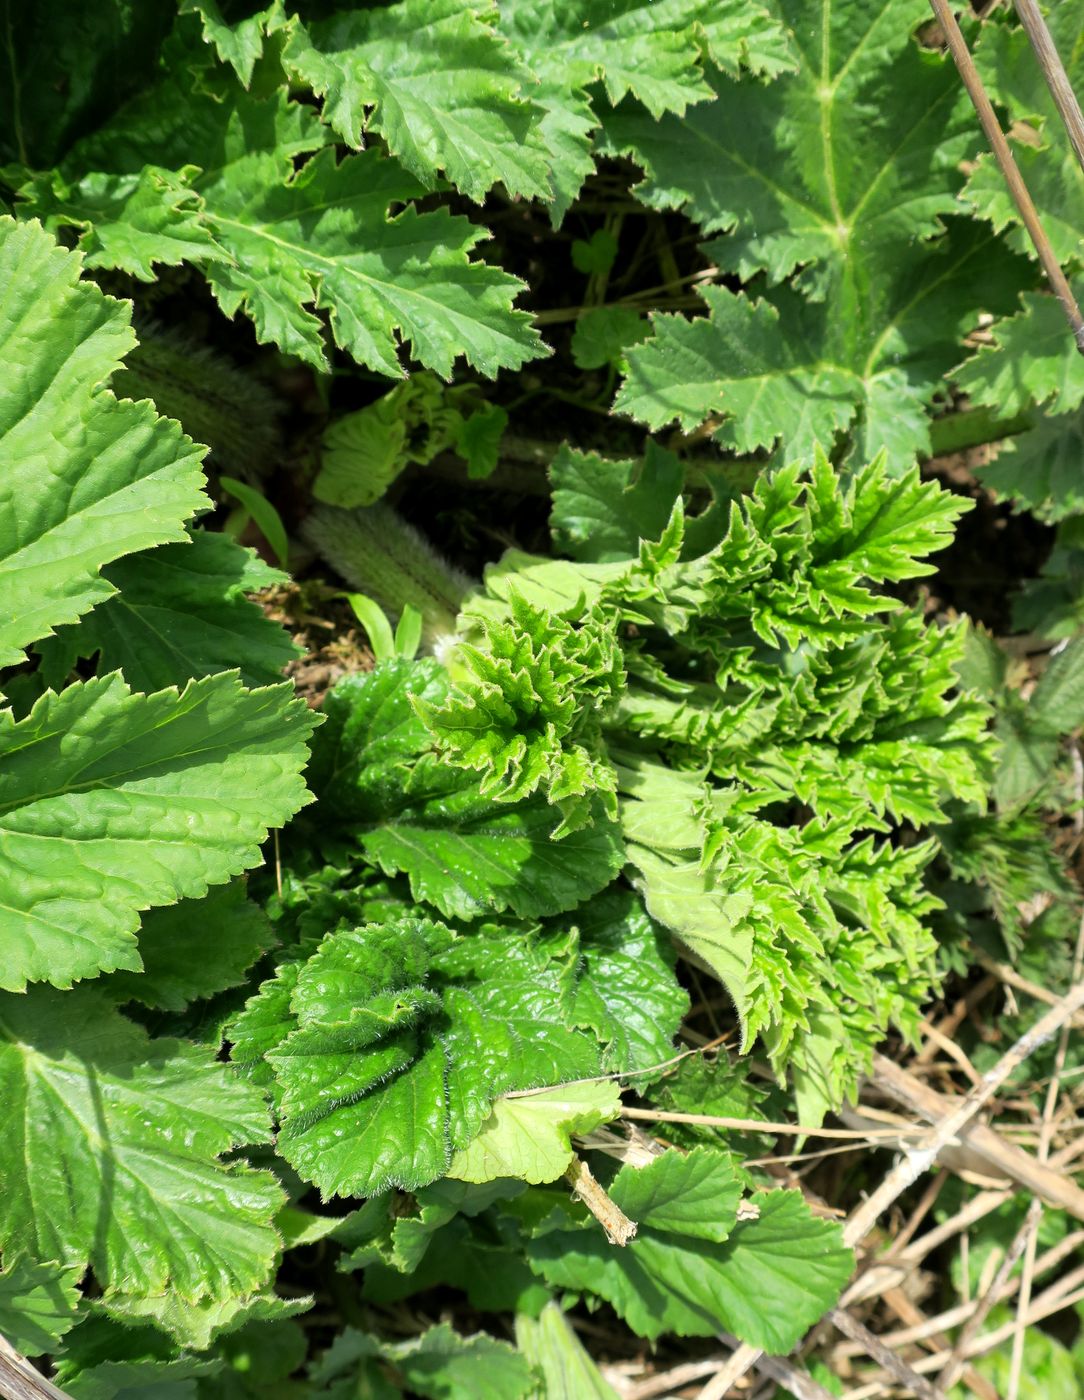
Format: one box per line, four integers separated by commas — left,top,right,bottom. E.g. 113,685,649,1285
929,0,1084,354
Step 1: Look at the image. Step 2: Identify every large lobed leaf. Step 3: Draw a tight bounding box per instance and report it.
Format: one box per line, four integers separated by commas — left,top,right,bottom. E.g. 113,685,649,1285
13,66,544,378
608,0,1030,464
284,0,551,203
38,529,300,693
527,1149,853,1353
615,228,1027,467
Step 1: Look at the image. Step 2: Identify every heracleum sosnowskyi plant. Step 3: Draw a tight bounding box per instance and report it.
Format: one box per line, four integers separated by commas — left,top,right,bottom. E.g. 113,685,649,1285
2,0,1084,1393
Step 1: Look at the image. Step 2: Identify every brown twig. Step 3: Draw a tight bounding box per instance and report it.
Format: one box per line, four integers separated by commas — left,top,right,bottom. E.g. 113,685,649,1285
935,1206,1035,1393
704,984,1084,1397
827,1309,942,1400
0,1336,71,1400
928,0,1084,353
1012,0,1084,177
564,1156,637,1246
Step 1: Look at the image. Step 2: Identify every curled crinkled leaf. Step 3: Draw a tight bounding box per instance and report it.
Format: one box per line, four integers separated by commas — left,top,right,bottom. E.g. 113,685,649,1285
417,593,624,835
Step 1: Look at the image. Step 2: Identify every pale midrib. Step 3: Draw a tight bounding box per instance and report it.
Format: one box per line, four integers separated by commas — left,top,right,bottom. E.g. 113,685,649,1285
210,211,490,330
0,709,253,817
819,0,846,233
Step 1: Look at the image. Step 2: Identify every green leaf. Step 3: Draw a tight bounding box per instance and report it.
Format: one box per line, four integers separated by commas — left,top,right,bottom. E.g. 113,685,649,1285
679,1189,854,1353
571,231,619,276
13,165,229,280
284,0,551,202
313,1322,534,1400
570,306,650,370
504,0,795,218
953,288,1084,417
0,1257,81,1356
204,143,546,376
529,1153,851,1352
315,374,456,508
496,0,792,219
61,1356,216,1400
345,593,398,664
0,671,316,991
367,776,627,919
180,0,287,87
39,530,299,692
313,661,624,920
447,1083,622,1185
96,1288,309,1352
417,593,624,835
994,701,1058,811
1031,638,1084,733
549,440,684,562
965,0,1084,266
976,410,1084,522
219,478,290,571
515,1302,621,1400
624,837,755,1034
455,403,508,480
606,0,963,283
566,888,689,1072
0,216,208,666
616,227,1027,467
101,882,277,1013
0,987,282,1301
266,918,604,1198
17,78,545,378
604,0,1034,463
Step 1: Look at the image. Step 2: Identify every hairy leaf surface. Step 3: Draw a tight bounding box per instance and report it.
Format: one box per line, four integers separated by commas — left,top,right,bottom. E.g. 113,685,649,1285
264,919,608,1197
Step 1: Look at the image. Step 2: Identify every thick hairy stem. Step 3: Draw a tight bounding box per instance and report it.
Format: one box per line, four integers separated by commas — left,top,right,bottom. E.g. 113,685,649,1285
303,502,475,651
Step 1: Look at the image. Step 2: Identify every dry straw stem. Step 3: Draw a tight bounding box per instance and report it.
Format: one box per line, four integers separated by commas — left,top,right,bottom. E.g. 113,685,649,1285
935,1203,1036,1392
699,980,1084,1398
839,1273,1084,1399
1012,0,1084,175
0,1335,70,1400
928,0,1084,352
826,1308,942,1400
867,1053,1084,1220
1007,909,1084,1398
564,1155,637,1246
